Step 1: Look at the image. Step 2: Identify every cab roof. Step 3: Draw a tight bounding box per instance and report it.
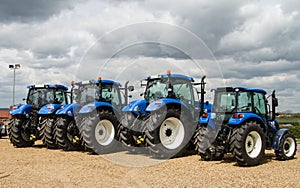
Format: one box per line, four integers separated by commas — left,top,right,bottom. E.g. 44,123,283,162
146,74,194,82
27,84,68,90
75,79,121,87
216,87,267,95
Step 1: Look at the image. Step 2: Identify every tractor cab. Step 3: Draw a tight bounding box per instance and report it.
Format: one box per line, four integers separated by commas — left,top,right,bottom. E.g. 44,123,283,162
72,78,124,111
26,84,68,110
144,73,195,105
211,87,269,126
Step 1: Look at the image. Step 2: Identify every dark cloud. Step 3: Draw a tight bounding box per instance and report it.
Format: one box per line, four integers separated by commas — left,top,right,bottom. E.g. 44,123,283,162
0,0,82,23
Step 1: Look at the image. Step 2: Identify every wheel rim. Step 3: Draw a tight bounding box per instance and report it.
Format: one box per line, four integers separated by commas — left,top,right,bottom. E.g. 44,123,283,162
159,117,184,150
283,137,296,157
95,120,115,146
245,131,262,158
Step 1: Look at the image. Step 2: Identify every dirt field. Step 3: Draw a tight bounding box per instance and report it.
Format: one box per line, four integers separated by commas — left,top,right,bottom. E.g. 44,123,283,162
0,138,299,188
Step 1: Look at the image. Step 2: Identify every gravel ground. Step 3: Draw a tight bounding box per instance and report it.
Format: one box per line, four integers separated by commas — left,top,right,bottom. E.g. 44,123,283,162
0,138,299,188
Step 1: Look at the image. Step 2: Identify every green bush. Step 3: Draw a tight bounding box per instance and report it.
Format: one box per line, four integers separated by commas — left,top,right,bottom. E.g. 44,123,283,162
281,126,300,139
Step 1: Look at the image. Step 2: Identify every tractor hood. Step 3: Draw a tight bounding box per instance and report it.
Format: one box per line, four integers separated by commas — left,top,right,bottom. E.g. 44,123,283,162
38,104,62,115
122,99,147,115
10,104,31,116
56,103,79,117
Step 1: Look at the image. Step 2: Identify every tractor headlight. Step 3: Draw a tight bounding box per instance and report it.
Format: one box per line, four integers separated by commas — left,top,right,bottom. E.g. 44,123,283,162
67,110,73,117
133,106,139,112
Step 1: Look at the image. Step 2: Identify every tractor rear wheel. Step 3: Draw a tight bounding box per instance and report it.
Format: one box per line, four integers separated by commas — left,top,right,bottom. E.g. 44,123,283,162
55,117,83,151
145,107,193,159
230,122,265,166
44,118,59,149
80,110,120,154
275,132,297,160
8,117,34,147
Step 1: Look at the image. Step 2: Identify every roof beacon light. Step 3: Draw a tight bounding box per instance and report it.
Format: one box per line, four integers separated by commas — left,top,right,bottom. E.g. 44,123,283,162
167,70,171,75
71,80,75,85
98,77,102,81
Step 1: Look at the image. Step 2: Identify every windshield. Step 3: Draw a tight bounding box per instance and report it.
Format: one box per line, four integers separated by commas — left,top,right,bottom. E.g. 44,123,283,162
27,88,67,109
73,84,98,105
73,84,122,106
213,91,236,113
145,78,193,104
213,91,253,113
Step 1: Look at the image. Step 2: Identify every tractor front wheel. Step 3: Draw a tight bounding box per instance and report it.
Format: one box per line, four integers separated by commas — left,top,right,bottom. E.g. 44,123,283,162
55,117,83,151
80,110,120,154
8,117,34,147
194,126,224,161
275,132,297,160
230,122,265,166
43,118,59,149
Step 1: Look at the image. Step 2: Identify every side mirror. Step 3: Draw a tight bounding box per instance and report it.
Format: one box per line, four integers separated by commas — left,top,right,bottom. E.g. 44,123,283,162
22,98,26,101
128,86,134,92
140,93,144,96
129,95,132,98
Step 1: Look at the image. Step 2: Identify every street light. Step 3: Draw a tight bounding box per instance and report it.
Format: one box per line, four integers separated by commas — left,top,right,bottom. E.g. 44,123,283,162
9,64,21,106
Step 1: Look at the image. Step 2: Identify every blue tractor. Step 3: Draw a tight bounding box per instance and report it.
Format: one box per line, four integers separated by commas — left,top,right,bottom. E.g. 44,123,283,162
194,87,297,166
119,71,208,158
53,79,94,151
78,78,133,154
8,84,68,147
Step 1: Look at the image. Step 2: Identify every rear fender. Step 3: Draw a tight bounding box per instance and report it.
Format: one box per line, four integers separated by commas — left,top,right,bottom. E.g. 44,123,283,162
145,98,189,112
199,113,217,131
272,128,289,150
228,113,266,131
79,102,116,114
10,104,31,117
38,104,62,115
56,103,79,117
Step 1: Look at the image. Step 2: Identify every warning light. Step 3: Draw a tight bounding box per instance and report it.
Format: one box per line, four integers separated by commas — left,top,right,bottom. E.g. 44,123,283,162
232,113,244,119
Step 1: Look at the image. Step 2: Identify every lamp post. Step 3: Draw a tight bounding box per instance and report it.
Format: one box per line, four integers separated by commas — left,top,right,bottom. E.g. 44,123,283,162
9,64,21,106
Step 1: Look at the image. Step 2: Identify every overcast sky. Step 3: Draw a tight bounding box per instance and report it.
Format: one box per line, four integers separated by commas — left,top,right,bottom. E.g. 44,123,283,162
0,0,299,112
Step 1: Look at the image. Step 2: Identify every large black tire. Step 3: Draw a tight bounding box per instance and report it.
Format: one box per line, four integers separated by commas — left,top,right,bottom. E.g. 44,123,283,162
194,126,224,161
145,107,194,159
8,117,34,147
80,110,120,154
55,117,83,151
43,118,59,149
275,132,297,160
39,117,47,144
117,124,137,153
230,122,266,166
117,122,148,154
